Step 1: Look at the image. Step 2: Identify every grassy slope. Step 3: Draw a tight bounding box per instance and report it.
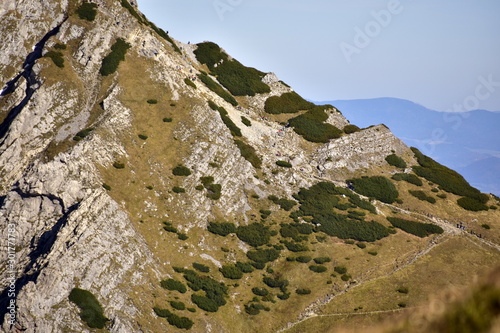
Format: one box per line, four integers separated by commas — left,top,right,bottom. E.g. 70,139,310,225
79,7,500,333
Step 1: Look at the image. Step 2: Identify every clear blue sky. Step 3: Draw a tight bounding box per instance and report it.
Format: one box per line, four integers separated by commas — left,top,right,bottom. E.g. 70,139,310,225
137,0,500,111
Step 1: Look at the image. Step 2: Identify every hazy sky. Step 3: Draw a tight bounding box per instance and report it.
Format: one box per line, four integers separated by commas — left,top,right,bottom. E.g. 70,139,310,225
137,0,500,111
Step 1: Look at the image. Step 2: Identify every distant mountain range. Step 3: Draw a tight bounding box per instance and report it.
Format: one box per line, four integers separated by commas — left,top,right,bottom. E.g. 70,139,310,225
323,97,500,196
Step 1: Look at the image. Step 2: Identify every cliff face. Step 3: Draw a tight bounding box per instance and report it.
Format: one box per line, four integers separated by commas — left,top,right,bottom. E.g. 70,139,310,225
1,1,498,333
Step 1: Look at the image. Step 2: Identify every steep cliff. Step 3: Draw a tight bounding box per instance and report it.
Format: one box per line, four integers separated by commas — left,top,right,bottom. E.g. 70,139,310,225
1,1,499,333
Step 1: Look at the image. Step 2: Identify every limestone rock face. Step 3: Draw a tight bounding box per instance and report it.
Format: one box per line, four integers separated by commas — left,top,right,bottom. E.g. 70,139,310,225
0,0,419,332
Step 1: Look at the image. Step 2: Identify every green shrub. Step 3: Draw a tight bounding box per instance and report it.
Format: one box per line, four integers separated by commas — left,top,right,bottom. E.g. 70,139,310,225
54,43,67,50
251,261,265,270
244,302,269,315
207,222,236,236
112,162,125,169
153,306,171,318
193,262,210,273
194,42,270,96
100,38,131,76
398,302,407,308
76,2,98,21
288,106,343,143
236,262,255,273
241,116,251,127
291,181,385,241
317,214,389,242
205,183,222,200
187,307,196,313
343,124,361,134
200,176,214,186
263,276,289,290
264,92,314,114
457,197,489,211
172,165,191,176
162,222,178,233
409,190,436,204
120,0,145,23
147,99,158,104
368,251,378,256
246,248,280,263
252,287,269,297
184,77,197,89
397,286,409,294
219,265,243,279
172,186,185,193
234,139,262,168
138,134,148,140
44,51,64,68
385,154,407,168
309,265,327,273
334,266,347,274
68,288,108,329
341,274,352,281
348,176,399,204
206,101,242,137
102,183,111,191
313,257,331,264
356,242,366,249
160,278,187,293
411,147,488,203
296,288,311,295
169,300,186,310
277,292,290,300
177,233,188,240
198,72,238,106
236,223,271,247
269,196,297,211
163,117,173,122
191,294,219,312
284,241,309,252
392,173,423,186
167,313,193,330
387,217,444,237
73,128,94,141
295,256,312,263
482,224,491,230
259,209,271,219
276,160,292,168
183,270,227,308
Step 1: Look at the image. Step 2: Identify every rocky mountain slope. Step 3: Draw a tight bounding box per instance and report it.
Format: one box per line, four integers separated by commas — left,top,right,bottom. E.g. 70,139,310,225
1,1,499,332
329,97,500,196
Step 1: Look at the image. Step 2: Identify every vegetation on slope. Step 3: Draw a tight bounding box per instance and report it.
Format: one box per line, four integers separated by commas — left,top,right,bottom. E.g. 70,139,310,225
100,38,131,76
288,105,343,143
411,147,489,210
292,182,388,242
194,42,270,96
76,2,98,21
68,288,108,329
264,92,314,114
387,217,443,237
348,176,399,204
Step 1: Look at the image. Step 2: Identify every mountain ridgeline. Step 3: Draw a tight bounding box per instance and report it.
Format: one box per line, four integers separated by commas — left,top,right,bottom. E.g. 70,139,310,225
1,1,499,333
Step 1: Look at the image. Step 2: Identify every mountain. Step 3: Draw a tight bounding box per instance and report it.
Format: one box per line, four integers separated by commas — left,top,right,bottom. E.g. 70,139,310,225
326,97,500,196
1,2,500,333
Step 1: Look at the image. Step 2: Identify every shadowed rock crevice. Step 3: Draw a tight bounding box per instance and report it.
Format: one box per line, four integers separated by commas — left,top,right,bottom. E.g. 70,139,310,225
0,200,79,327
0,20,66,141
